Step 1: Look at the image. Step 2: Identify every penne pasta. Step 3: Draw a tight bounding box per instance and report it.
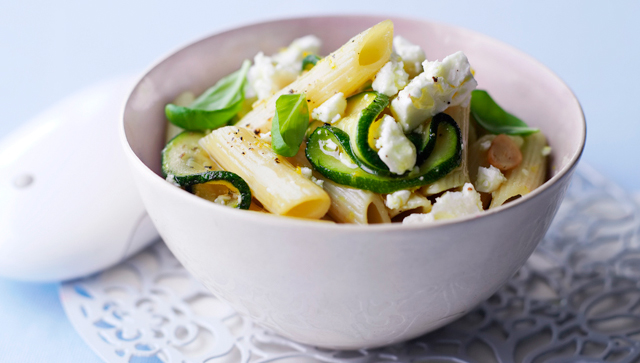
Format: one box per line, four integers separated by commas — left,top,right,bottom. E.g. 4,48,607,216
199,126,331,218
490,132,547,208
421,105,471,195
323,180,391,224
288,147,390,224
467,116,478,148
238,20,394,134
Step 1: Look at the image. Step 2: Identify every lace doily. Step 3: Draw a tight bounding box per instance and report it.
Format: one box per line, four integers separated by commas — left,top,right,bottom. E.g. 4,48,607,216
60,164,640,362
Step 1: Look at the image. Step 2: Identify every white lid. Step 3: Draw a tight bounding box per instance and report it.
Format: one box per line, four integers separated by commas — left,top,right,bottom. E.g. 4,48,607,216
0,77,159,281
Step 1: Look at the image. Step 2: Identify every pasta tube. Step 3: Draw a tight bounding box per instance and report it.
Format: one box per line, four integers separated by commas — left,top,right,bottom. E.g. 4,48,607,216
200,126,331,218
238,20,394,134
323,180,391,224
490,132,547,208
288,148,390,224
421,105,471,195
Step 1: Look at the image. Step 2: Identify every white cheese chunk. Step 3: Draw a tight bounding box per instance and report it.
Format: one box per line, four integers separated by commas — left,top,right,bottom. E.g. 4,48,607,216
391,51,478,133
374,115,417,175
312,92,347,124
299,166,313,179
475,165,507,193
247,35,322,100
297,166,324,188
311,176,324,188
247,52,299,100
403,183,483,224
372,54,409,97
385,190,412,210
392,36,426,78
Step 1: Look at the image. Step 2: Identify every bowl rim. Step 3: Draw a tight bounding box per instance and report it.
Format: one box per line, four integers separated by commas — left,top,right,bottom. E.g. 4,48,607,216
120,14,586,231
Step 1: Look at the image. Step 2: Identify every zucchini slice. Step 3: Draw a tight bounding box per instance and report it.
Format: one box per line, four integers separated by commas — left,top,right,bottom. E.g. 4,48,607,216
334,91,390,175
305,116,461,194
161,131,217,184
183,171,252,210
409,113,463,165
161,131,251,209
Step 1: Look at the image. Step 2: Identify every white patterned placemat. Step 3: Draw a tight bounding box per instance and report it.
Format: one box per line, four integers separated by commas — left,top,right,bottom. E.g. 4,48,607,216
60,164,640,362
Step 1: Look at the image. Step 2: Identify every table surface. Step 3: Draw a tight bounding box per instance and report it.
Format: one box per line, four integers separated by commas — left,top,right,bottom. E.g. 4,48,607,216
1,1,638,362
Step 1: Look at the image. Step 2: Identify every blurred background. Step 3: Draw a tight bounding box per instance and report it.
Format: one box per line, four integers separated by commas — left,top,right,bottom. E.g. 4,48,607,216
1,0,638,361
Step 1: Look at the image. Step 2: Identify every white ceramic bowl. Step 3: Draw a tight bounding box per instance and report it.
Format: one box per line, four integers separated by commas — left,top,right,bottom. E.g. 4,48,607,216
121,16,585,349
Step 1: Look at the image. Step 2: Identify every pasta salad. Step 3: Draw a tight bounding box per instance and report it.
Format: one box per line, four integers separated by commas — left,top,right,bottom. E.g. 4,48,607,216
161,20,549,224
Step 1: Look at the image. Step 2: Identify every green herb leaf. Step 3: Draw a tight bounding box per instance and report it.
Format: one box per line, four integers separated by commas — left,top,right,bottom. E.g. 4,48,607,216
271,93,309,157
302,54,321,71
165,59,251,131
470,90,539,136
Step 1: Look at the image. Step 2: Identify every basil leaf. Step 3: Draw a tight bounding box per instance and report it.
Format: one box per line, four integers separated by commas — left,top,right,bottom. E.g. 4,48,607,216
302,54,321,71
470,90,539,136
271,93,309,157
165,59,251,131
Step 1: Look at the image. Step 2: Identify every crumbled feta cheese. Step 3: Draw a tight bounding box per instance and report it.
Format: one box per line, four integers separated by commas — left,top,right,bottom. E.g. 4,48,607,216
403,212,435,224
311,176,324,188
374,115,417,174
372,54,409,97
297,166,324,188
541,146,552,156
475,165,507,193
312,92,347,123
403,183,483,224
392,36,426,77
243,82,256,99
259,131,272,142
247,35,322,100
391,51,477,132
292,35,322,53
300,166,313,179
247,52,299,100
386,190,412,210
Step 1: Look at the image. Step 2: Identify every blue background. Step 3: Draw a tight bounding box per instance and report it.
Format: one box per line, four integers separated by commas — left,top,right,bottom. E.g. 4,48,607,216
1,1,638,361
